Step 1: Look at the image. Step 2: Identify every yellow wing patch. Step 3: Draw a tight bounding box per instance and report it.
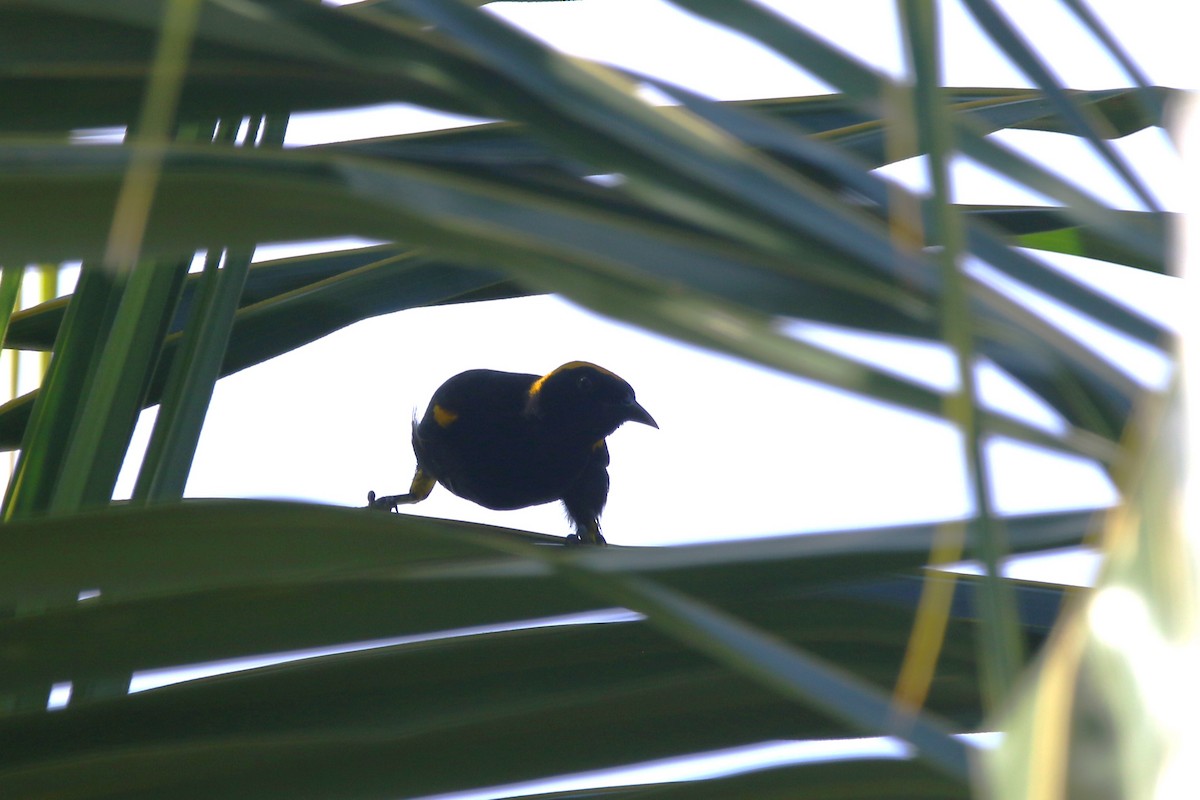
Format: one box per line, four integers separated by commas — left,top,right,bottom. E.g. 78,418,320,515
433,404,459,428
528,361,623,397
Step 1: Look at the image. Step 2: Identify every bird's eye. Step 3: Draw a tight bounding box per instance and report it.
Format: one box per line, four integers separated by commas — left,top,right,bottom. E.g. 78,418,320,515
577,375,593,393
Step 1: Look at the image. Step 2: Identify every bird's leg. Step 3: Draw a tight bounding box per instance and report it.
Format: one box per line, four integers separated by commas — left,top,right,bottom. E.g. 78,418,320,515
565,519,607,546
562,461,610,545
366,468,435,512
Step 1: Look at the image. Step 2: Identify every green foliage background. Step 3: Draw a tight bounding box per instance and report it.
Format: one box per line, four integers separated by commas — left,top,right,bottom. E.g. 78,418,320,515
0,1,1189,798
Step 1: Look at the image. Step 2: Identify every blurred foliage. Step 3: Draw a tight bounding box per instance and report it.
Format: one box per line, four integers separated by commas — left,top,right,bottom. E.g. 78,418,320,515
0,1,1187,798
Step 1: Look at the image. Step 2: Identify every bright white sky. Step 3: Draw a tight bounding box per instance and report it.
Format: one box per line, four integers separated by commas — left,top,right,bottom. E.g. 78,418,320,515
91,2,1190,567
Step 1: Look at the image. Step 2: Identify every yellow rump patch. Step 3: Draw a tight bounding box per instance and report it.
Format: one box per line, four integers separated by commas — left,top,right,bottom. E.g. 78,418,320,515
408,468,436,501
433,404,459,428
528,361,622,397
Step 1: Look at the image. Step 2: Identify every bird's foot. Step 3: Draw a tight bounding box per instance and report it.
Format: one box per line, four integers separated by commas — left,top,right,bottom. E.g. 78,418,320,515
366,491,405,512
565,532,607,546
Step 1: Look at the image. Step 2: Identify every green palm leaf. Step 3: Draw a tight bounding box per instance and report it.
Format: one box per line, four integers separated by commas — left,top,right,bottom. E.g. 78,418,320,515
0,0,1182,797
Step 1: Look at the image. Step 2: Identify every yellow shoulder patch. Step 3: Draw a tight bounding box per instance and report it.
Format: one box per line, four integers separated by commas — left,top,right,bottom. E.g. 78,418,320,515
528,361,622,397
433,404,459,428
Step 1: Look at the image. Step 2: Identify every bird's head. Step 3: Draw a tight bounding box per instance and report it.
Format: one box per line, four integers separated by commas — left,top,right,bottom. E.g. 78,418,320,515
525,361,657,438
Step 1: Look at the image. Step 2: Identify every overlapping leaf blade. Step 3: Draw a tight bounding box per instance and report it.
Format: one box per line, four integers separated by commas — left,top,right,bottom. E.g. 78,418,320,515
0,500,1073,797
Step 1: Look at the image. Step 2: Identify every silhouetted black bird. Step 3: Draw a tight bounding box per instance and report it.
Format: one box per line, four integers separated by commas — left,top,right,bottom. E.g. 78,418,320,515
369,362,656,544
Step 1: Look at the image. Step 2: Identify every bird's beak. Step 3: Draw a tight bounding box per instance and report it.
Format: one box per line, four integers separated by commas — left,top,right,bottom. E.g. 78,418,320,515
625,401,658,429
